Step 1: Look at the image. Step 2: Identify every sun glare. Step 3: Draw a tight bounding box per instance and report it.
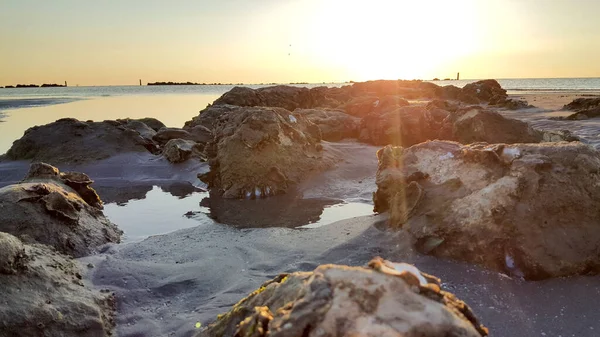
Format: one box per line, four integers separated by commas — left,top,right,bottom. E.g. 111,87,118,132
308,0,478,80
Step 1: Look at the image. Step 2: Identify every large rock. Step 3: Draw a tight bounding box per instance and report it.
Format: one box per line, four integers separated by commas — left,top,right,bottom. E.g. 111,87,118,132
198,258,488,337
359,106,448,146
198,106,333,198
163,138,204,163
554,97,600,120
374,140,600,279
5,118,160,164
460,79,507,103
211,85,340,111
443,107,543,144
0,232,115,336
294,108,360,141
184,104,241,131
0,163,121,257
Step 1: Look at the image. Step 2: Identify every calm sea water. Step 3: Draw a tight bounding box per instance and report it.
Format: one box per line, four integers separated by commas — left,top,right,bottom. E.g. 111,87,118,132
2,78,600,101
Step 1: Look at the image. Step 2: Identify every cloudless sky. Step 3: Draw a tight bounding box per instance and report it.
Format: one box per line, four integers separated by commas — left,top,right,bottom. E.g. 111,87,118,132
1,0,600,85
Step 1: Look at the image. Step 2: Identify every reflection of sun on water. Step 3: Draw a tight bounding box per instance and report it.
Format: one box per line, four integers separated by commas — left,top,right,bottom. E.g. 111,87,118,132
308,0,478,80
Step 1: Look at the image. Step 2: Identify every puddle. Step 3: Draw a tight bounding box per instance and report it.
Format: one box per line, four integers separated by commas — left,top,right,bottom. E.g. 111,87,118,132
299,202,374,229
104,186,209,242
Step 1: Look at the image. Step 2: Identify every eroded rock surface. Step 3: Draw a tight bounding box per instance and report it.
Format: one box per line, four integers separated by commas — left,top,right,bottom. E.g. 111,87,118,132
198,106,333,198
163,138,204,163
0,163,121,257
198,258,488,337
294,108,360,141
0,232,115,337
553,97,600,120
374,140,600,279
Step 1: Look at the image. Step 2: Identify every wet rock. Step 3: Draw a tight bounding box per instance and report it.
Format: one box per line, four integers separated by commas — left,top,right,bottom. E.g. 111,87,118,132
5,118,159,164
198,258,488,337
198,106,333,198
374,140,600,279
0,232,115,336
294,108,360,141
163,138,204,163
0,163,121,257
542,129,580,142
122,119,157,141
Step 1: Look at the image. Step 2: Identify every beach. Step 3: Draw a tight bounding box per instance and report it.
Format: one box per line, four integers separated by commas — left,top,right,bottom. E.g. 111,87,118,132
2,80,600,336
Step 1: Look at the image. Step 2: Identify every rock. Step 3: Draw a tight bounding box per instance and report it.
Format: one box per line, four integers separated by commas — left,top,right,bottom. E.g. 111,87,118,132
563,97,600,111
0,163,121,257
426,99,460,112
152,128,203,144
122,119,157,141
184,104,241,131
188,124,213,143
341,96,380,117
440,85,462,100
554,97,600,120
294,108,360,141
211,85,337,111
135,117,166,131
374,140,600,279
359,106,448,146
198,258,488,337
461,79,507,103
163,138,204,163
0,232,115,336
198,106,332,199
5,118,159,164
445,107,543,144
542,129,580,142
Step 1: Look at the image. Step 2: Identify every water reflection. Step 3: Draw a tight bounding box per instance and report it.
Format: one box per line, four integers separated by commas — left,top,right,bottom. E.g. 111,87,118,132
103,186,209,243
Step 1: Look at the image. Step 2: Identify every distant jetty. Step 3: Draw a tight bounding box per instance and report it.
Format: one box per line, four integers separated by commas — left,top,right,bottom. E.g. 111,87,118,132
2,83,67,88
147,81,242,86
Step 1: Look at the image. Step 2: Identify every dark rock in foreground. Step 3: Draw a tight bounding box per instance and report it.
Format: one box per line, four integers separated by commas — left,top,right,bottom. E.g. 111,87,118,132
374,140,600,280
199,106,333,199
0,232,115,337
0,163,121,257
198,258,488,337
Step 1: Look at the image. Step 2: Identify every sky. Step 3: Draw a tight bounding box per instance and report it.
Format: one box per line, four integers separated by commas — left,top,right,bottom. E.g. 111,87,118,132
1,0,600,86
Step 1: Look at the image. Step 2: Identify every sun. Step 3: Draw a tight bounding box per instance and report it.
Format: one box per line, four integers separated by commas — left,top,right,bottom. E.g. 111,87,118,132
307,0,479,80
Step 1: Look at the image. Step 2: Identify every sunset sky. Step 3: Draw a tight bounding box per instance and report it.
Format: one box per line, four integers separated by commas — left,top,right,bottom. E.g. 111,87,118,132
1,0,599,86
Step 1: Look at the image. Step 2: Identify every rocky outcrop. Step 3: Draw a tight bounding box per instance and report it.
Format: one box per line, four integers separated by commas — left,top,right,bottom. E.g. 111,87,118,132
294,108,360,141
198,258,488,337
5,118,160,164
444,107,543,144
135,117,166,131
460,79,507,103
0,232,115,336
212,85,343,111
553,97,600,120
163,139,204,163
374,140,600,280
357,106,548,147
0,163,121,257
198,106,333,199
359,106,448,146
